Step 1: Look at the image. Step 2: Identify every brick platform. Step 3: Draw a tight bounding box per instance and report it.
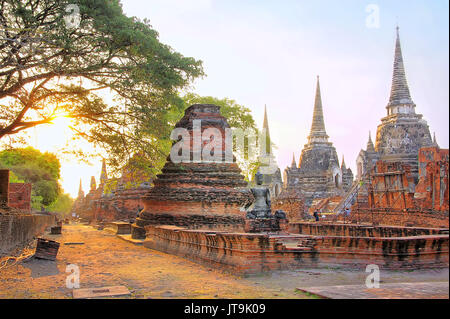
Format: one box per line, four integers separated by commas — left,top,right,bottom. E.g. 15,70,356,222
142,223,449,275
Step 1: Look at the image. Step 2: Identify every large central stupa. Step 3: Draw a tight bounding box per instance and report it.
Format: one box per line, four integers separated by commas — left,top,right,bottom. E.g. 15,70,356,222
132,104,252,238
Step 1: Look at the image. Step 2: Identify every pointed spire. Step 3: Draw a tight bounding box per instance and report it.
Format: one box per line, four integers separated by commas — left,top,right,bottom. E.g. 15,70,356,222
78,179,84,198
90,176,96,191
291,152,297,168
100,158,108,185
367,131,375,152
260,104,272,155
308,76,329,143
387,26,415,112
433,132,439,147
341,155,346,170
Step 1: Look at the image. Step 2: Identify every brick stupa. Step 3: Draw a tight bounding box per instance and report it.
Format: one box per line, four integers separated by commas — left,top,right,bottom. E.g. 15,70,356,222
132,104,252,239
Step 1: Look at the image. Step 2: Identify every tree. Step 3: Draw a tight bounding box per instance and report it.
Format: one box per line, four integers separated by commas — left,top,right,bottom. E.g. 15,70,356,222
182,93,260,180
0,0,204,173
47,193,74,216
0,146,61,207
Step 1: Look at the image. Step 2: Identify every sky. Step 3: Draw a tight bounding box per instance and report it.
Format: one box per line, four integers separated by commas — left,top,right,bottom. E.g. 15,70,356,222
28,0,449,198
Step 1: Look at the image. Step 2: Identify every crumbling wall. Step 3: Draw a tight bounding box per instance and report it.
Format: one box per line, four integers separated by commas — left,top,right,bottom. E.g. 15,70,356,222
288,222,446,237
348,147,449,228
347,210,449,228
0,214,55,254
414,147,449,212
8,183,32,212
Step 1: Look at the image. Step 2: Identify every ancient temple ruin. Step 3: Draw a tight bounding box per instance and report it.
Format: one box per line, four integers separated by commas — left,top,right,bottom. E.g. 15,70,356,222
284,76,353,208
359,27,434,181
334,28,448,225
132,104,252,238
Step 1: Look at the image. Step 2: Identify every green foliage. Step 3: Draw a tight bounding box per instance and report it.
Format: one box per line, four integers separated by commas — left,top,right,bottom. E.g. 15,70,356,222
47,193,74,216
0,147,61,207
182,93,256,130
0,0,204,177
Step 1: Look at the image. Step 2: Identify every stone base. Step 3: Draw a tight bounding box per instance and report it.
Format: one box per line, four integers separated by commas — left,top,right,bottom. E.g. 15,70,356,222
244,218,289,233
131,224,147,239
105,222,132,235
141,224,449,275
135,213,245,231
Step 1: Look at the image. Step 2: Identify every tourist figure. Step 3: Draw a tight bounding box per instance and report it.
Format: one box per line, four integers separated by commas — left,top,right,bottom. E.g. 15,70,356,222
313,210,320,222
245,171,272,219
345,207,351,217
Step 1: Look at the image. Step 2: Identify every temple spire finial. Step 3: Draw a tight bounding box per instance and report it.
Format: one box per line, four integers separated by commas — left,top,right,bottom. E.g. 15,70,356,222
387,26,415,114
90,176,96,191
78,178,84,198
433,132,439,147
341,155,346,169
367,131,375,152
291,152,297,168
100,158,108,185
261,104,272,155
308,76,328,143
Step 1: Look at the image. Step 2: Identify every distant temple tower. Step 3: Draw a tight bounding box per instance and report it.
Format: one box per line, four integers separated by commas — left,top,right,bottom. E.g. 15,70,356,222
78,179,84,198
284,77,352,207
254,105,283,198
341,156,353,190
356,131,380,180
90,176,96,191
100,159,108,185
374,27,433,179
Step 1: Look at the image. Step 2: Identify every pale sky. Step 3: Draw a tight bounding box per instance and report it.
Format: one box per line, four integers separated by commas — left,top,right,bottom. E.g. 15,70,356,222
28,0,450,198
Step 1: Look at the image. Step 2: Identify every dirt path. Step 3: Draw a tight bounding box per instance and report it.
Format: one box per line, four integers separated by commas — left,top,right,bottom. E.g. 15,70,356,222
0,224,314,299
1,224,447,299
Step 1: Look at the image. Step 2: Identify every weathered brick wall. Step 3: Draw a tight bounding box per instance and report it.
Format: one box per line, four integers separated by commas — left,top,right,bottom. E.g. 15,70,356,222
8,183,32,212
0,214,55,254
288,222,446,237
414,147,449,212
272,198,304,221
347,210,449,228
368,161,416,209
348,148,449,228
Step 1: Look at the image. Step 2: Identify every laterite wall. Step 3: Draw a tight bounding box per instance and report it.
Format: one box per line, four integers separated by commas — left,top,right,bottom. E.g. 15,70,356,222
0,214,55,254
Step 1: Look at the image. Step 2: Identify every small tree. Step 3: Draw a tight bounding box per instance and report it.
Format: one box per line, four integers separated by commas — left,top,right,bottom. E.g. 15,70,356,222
0,146,61,207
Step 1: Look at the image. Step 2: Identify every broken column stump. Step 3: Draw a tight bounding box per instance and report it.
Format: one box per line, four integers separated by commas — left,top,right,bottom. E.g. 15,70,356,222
34,238,60,261
50,226,62,234
108,222,131,235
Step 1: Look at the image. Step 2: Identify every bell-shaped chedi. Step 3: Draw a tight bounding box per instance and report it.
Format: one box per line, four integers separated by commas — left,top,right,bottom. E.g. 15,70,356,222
375,27,433,177
132,104,251,239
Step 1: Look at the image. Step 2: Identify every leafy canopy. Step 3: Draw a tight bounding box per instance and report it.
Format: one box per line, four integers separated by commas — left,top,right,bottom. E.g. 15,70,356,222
0,0,203,174
0,146,61,207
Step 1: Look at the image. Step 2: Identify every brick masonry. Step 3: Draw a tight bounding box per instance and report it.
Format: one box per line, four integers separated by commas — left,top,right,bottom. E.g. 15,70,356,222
0,214,55,254
8,183,32,212
142,222,449,275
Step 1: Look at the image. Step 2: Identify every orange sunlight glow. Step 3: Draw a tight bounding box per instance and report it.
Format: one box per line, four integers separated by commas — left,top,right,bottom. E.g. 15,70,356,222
29,115,103,199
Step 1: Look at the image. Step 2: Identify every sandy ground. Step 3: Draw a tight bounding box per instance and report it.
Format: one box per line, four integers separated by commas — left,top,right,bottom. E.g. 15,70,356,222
0,224,447,299
0,224,315,299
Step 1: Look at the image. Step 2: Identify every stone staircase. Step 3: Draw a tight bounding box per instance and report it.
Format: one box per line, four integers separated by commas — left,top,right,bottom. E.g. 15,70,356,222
334,173,370,214
275,236,316,251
